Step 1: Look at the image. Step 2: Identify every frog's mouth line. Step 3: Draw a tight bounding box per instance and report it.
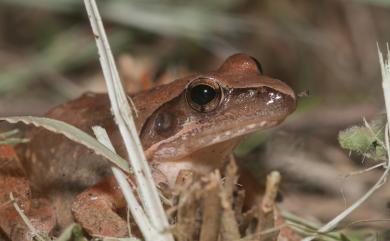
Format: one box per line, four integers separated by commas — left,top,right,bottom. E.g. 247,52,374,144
144,114,287,163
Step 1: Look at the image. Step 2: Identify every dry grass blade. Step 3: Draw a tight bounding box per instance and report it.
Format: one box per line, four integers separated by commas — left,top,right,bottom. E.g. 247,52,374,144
256,171,281,241
379,44,390,123
0,129,28,145
55,223,78,241
175,172,199,241
302,43,390,241
8,193,47,241
92,126,158,240
0,129,19,139
363,117,386,149
83,1,173,240
260,171,281,214
199,171,222,241
0,116,130,172
220,158,241,241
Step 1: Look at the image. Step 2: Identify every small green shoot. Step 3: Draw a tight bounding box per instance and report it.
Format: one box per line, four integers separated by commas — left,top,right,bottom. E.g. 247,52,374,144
338,114,387,161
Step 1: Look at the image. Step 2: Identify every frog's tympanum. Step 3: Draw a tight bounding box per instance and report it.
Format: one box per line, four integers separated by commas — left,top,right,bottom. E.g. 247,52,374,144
0,54,296,240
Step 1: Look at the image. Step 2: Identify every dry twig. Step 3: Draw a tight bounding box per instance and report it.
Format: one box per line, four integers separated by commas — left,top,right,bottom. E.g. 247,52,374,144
199,171,222,241
220,158,241,241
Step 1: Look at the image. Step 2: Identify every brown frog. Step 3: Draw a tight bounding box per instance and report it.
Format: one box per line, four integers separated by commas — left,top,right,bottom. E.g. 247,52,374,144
0,53,296,240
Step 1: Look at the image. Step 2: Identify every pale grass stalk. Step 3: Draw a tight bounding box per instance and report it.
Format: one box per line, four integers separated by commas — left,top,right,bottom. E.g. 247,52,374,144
0,116,130,172
0,129,19,139
380,44,390,122
302,44,390,241
233,224,287,241
363,117,386,149
342,218,390,229
9,193,46,241
101,238,140,241
55,223,77,241
127,207,132,236
343,162,386,178
92,126,157,241
83,1,173,241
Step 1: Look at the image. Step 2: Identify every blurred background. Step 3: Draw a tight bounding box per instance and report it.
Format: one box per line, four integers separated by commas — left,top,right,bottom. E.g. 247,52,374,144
1,0,390,238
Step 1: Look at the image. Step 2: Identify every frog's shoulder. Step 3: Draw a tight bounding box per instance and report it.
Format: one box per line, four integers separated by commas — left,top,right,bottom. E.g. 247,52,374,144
44,92,114,134
44,75,193,135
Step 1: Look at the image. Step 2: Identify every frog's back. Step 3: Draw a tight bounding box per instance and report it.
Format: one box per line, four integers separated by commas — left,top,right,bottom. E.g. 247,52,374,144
17,77,189,194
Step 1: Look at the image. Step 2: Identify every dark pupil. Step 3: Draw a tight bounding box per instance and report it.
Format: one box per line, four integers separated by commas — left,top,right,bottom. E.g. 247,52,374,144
190,84,216,105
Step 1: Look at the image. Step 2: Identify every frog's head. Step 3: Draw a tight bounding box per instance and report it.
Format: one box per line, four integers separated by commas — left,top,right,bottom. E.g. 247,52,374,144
135,53,296,162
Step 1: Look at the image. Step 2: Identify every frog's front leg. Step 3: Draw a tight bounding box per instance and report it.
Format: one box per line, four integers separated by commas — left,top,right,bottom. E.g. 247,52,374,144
0,145,55,241
72,168,169,238
72,175,130,238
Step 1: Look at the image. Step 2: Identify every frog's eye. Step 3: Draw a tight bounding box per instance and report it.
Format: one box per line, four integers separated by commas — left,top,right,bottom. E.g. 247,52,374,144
186,78,223,112
250,56,263,74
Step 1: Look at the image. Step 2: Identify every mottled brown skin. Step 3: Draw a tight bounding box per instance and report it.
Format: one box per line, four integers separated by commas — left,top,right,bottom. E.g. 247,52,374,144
0,53,296,240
